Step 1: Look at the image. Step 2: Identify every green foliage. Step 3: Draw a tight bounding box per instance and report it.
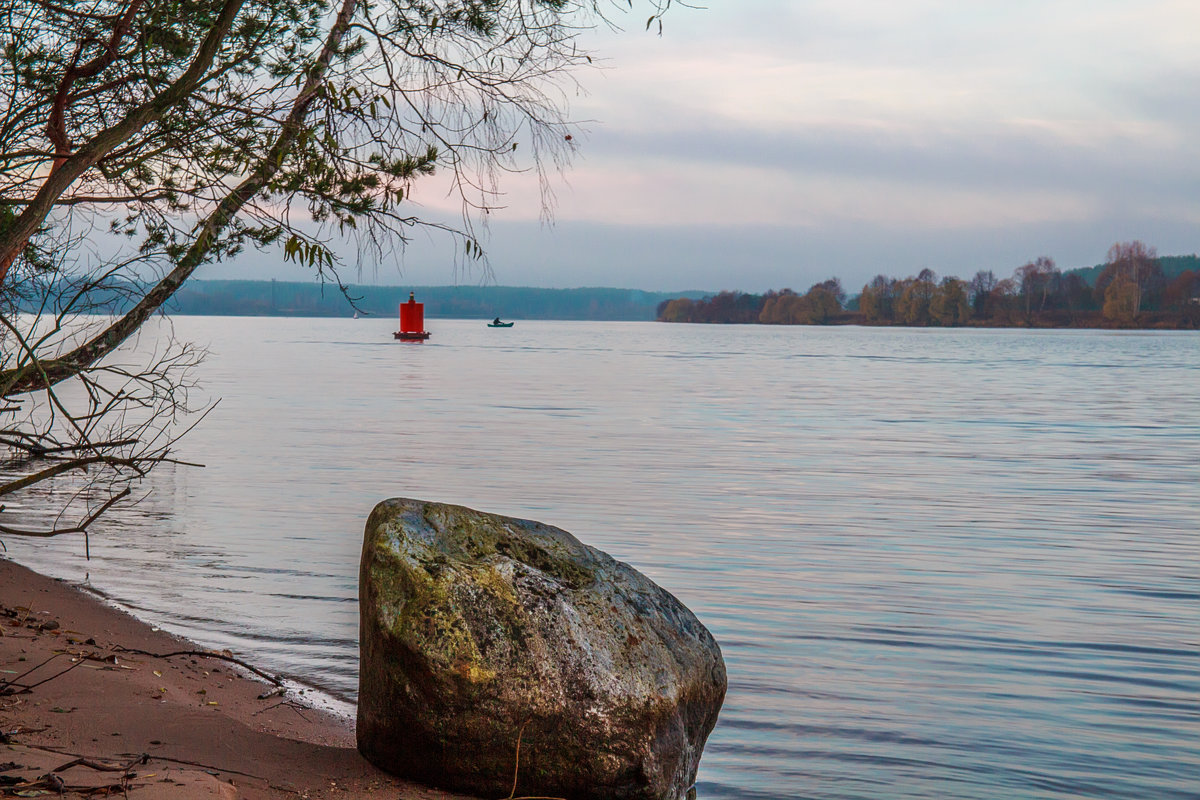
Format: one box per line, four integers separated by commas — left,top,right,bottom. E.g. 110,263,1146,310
1,0,671,294
0,0,678,541
0,205,52,276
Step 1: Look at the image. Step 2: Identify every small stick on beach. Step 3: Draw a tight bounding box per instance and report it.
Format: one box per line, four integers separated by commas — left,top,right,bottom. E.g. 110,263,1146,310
110,645,284,686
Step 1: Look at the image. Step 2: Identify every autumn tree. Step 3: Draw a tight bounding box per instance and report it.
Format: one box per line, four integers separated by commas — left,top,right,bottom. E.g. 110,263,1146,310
1161,271,1199,327
790,279,843,324
1163,270,1199,309
858,274,898,323
984,278,1020,324
777,294,810,324
699,291,761,323
1,0,673,538
1103,278,1141,322
930,277,970,326
811,278,846,308
659,297,696,323
968,270,997,317
1097,241,1162,320
756,280,843,325
758,289,797,324
895,268,937,325
1060,272,1094,316
1015,256,1059,317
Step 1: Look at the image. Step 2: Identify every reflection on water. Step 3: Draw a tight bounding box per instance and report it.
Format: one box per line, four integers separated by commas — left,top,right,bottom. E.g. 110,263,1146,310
6,319,1199,799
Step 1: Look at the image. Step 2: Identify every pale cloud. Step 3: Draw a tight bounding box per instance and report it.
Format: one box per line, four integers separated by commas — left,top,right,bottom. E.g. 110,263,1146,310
254,1,1200,291
582,1,1200,132
484,112,1198,234
521,0,1200,267
559,162,1102,231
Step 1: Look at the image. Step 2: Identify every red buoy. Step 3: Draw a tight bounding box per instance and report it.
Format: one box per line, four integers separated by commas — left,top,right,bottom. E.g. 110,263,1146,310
394,291,430,341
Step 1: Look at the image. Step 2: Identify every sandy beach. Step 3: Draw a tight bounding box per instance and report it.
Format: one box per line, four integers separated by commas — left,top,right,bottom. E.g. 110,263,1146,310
0,556,475,799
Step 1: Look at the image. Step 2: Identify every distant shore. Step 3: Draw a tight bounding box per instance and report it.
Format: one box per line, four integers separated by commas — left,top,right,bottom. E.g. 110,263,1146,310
63,280,709,322
656,252,1200,329
658,312,1200,330
0,556,473,800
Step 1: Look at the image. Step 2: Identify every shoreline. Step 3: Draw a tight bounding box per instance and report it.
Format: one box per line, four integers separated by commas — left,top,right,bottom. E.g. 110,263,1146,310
71,581,360,721
1,556,473,799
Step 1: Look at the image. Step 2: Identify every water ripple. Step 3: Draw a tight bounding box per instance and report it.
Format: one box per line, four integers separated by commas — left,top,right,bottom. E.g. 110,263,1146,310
6,321,1198,800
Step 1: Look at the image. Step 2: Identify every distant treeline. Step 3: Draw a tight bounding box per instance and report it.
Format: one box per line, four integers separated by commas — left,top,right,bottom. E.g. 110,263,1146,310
658,245,1200,329
166,281,707,321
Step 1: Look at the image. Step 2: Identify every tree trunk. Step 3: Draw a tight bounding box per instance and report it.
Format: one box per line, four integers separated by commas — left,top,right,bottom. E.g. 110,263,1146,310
1,0,359,395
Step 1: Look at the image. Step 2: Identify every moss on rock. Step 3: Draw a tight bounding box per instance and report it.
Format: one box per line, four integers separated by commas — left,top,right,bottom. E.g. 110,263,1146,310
357,498,726,800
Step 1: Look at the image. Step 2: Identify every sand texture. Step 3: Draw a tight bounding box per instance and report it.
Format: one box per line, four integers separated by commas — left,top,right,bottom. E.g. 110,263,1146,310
1,557,477,799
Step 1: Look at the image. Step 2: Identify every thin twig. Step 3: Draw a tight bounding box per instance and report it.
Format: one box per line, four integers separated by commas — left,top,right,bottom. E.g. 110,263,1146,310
126,753,265,781
8,742,266,783
109,646,283,686
0,487,131,538
252,699,309,721
51,753,144,773
15,656,87,694
499,721,566,800
0,652,70,695
507,721,528,800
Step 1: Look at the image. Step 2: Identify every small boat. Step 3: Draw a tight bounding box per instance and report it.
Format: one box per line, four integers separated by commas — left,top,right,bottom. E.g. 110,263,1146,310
488,320,514,328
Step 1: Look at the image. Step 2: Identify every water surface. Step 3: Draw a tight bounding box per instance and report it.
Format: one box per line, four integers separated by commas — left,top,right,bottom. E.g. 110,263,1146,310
6,319,1198,799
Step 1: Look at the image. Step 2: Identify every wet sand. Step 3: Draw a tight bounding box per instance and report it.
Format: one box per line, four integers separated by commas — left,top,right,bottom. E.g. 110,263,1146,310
0,557,474,799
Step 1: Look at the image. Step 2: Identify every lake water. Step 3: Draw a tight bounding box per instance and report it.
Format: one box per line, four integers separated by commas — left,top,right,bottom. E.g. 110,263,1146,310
5,318,1199,799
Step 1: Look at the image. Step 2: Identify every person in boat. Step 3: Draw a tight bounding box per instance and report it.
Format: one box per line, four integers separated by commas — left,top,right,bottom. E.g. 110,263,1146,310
493,317,502,325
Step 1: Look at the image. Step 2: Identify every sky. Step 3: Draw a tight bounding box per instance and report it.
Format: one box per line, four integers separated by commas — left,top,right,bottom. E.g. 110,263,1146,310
206,0,1200,293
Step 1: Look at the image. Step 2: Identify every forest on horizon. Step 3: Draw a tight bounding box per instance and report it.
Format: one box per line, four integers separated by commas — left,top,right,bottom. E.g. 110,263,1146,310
658,245,1200,330
159,282,706,321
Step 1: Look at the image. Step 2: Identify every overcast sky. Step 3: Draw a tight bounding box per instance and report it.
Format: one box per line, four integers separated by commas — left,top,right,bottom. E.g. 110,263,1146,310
207,0,1200,292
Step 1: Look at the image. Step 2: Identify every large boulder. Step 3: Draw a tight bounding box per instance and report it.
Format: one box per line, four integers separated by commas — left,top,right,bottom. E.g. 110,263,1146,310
357,498,726,800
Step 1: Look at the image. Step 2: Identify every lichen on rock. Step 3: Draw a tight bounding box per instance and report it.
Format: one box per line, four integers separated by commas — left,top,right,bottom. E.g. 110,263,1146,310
357,498,727,800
